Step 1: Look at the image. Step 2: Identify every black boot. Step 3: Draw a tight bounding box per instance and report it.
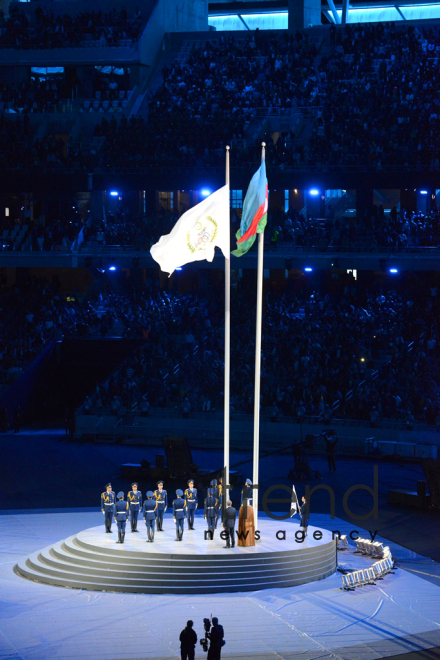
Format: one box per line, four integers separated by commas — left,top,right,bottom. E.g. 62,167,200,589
105,521,109,533
121,532,125,544
116,531,121,544
179,529,183,542
146,529,151,543
134,518,139,532
151,530,154,543
175,528,179,541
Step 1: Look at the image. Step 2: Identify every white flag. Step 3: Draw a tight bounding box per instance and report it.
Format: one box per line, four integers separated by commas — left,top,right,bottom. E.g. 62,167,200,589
150,185,230,275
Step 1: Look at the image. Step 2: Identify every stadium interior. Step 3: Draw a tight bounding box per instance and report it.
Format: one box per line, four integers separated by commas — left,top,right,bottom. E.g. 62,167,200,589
1,0,440,658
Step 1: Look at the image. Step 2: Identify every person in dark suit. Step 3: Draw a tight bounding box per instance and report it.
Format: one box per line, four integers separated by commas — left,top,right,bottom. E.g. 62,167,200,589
222,499,236,548
324,431,338,472
299,495,309,537
179,620,197,660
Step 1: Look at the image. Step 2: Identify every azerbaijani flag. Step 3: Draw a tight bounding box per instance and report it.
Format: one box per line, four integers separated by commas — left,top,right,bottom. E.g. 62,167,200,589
232,160,268,257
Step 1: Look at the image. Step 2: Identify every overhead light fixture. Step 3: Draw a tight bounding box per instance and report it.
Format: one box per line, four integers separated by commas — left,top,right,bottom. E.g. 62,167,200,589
304,267,313,272
309,189,319,196
110,191,119,197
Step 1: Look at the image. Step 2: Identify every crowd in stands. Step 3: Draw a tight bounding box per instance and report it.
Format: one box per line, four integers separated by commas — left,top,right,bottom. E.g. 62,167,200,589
292,23,440,171
265,205,440,250
2,23,440,170
0,5,142,49
79,283,440,428
1,189,440,252
96,31,319,168
56,23,440,171
0,276,100,386
0,78,64,114
0,270,439,428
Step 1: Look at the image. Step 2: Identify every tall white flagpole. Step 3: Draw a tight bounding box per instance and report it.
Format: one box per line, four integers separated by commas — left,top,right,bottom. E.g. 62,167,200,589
224,145,230,489
252,142,266,531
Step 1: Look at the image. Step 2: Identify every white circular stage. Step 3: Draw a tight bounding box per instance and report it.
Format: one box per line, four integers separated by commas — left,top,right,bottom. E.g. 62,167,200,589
15,519,336,594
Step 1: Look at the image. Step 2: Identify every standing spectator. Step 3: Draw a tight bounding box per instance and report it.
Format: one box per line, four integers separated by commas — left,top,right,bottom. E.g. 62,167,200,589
324,430,338,472
179,620,197,660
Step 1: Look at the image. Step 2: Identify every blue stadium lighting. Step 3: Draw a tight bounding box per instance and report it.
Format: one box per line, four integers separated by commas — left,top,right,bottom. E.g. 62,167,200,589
309,189,319,196
108,266,117,271
110,191,119,196
175,267,183,271
304,267,313,272
420,190,428,195
200,189,211,197
389,268,399,274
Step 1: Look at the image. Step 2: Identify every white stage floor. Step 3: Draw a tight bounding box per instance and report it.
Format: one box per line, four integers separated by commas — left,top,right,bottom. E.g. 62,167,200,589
77,518,333,554
1,510,440,660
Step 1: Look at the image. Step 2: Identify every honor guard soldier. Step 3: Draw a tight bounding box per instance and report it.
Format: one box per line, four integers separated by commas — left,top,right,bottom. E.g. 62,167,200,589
154,481,167,531
173,489,186,541
127,482,142,532
184,479,198,530
143,491,157,543
101,483,116,533
114,491,129,544
204,487,218,539
210,479,221,529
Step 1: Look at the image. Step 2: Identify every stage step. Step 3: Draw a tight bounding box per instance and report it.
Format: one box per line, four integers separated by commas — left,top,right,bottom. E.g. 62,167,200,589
14,523,337,595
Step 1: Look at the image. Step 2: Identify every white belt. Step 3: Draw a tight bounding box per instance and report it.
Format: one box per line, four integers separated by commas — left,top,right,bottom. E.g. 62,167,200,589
175,508,183,511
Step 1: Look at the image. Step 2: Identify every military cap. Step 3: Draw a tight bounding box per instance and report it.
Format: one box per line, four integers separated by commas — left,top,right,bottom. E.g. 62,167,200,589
176,489,183,497
131,482,138,488
117,491,124,498
188,479,194,485
210,478,217,486
147,490,154,497
106,483,112,488
207,487,213,496
246,478,252,485
157,480,164,486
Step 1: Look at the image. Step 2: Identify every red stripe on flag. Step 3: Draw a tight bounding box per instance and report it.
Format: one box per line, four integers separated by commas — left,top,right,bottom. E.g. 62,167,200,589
237,189,268,244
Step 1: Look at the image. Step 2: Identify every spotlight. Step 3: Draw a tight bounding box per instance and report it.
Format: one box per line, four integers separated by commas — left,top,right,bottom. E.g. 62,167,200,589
200,189,211,197
109,191,119,197
389,268,398,274
108,266,116,271
420,190,428,195
309,189,319,196
175,267,183,271
304,267,313,272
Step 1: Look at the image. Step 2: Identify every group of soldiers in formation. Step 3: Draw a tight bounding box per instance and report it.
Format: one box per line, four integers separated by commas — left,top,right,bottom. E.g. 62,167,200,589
100,477,236,546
